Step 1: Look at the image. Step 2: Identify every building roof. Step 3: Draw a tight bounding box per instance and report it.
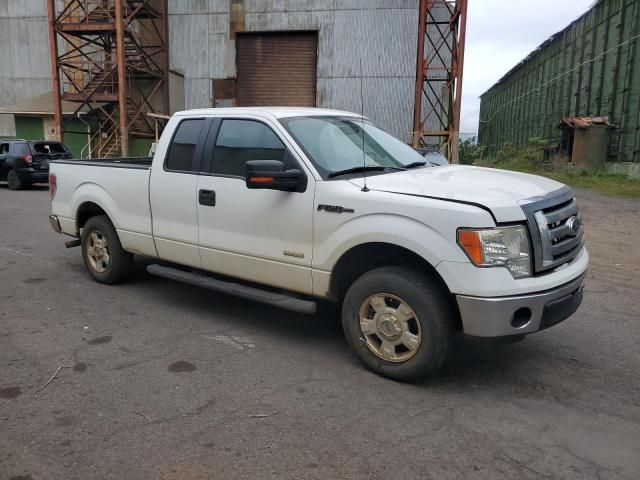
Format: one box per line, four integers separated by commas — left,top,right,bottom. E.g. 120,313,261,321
481,1,603,97
559,115,612,128
0,92,99,116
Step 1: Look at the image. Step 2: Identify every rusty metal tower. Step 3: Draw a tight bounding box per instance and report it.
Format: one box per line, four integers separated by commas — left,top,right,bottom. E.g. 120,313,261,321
47,0,169,157
412,0,468,164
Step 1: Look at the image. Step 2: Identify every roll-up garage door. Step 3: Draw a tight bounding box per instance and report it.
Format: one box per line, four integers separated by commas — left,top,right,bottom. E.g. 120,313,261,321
236,32,318,107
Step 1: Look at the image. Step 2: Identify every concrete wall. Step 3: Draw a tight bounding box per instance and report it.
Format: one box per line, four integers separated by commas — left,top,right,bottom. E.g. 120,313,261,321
0,0,51,136
168,0,420,142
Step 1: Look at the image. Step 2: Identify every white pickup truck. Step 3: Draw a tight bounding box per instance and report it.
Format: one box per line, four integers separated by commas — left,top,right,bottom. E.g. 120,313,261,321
49,107,588,381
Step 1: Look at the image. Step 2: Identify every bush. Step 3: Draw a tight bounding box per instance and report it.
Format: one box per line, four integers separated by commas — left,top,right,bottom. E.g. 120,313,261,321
458,137,484,165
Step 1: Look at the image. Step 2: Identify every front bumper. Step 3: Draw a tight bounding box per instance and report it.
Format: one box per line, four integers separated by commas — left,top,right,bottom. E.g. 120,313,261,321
456,273,585,337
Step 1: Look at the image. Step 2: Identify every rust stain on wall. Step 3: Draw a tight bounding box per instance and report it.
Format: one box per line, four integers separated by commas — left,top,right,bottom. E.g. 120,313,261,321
230,0,245,39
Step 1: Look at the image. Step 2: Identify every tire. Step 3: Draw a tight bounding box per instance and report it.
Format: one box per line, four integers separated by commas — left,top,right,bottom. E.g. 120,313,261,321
7,169,24,190
81,215,134,284
341,266,453,382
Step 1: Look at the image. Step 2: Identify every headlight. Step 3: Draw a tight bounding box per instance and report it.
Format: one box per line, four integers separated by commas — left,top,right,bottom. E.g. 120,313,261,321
457,225,532,279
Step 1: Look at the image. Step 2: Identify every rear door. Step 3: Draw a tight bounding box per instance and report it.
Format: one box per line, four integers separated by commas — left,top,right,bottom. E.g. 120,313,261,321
149,117,211,268
196,116,316,294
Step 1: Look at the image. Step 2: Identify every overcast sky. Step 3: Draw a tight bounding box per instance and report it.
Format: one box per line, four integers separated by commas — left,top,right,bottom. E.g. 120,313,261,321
461,0,595,135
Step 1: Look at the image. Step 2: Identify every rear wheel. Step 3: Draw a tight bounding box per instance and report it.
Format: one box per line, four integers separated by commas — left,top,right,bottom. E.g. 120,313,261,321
341,266,453,382
7,169,23,190
81,215,134,284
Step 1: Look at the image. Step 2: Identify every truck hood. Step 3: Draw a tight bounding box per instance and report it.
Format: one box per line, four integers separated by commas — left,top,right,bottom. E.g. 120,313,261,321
349,165,565,222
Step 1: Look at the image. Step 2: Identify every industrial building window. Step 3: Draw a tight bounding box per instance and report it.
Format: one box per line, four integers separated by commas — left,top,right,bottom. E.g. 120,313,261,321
165,119,205,172
211,119,286,177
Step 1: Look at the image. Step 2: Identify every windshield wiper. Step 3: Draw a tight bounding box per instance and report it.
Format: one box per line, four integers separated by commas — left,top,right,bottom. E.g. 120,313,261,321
328,165,388,178
403,161,428,169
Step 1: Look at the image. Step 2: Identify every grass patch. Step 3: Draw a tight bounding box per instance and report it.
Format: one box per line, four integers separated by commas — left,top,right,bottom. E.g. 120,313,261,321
477,143,640,199
543,170,640,198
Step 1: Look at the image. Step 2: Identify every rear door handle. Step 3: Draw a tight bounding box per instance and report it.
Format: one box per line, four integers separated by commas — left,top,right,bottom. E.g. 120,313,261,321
198,189,216,206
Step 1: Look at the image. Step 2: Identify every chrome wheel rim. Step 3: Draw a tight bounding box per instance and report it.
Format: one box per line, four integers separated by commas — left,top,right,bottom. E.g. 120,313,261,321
358,293,422,363
86,230,110,273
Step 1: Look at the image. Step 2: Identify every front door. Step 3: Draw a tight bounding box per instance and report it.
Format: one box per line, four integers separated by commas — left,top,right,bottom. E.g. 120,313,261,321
196,117,315,294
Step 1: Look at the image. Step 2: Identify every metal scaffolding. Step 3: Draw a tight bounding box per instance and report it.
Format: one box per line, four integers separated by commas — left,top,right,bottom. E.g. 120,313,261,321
47,0,169,157
412,0,468,164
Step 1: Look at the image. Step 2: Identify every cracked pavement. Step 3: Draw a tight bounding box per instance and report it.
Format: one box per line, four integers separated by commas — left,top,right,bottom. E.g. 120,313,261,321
1,185,639,479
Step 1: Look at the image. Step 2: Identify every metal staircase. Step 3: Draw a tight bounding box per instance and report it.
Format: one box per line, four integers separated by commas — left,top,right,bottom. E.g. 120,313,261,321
48,0,169,157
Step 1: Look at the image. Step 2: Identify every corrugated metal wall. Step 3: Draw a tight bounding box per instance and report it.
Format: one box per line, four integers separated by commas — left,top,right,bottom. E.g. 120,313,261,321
0,0,51,101
478,0,640,164
168,0,420,142
0,1,426,143
0,0,52,136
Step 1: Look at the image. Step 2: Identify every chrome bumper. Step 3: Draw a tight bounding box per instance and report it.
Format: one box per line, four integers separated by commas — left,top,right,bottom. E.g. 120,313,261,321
456,274,585,337
49,215,62,234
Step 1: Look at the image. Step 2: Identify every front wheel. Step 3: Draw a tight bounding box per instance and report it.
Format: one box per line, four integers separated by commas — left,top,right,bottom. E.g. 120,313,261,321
342,266,454,382
81,215,134,284
7,169,24,190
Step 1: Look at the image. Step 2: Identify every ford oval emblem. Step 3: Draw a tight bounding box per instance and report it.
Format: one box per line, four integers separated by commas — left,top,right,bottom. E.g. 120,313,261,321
566,216,582,234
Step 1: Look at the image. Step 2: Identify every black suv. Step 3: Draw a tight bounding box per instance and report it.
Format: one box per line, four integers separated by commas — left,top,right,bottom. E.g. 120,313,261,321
0,140,72,190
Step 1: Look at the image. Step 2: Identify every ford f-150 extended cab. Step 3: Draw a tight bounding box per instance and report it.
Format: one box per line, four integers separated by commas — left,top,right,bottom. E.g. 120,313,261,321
49,108,588,381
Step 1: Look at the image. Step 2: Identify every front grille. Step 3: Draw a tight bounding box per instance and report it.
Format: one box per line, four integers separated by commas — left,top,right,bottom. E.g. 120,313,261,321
521,187,585,273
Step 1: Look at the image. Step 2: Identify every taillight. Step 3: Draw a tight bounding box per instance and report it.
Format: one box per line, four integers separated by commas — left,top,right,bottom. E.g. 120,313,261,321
49,173,57,199
20,154,33,164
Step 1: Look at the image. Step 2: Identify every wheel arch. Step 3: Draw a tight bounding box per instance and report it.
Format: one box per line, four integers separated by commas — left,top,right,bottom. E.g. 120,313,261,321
329,242,462,329
329,242,461,330
75,201,111,235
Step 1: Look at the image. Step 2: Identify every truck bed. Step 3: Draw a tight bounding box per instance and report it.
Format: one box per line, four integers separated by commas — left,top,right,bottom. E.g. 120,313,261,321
50,157,154,253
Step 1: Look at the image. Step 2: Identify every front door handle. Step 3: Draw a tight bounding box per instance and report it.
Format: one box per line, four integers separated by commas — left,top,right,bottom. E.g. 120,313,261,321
198,189,216,206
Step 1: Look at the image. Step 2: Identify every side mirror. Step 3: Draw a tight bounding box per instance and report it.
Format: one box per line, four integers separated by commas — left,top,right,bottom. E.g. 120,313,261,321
246,160,306,192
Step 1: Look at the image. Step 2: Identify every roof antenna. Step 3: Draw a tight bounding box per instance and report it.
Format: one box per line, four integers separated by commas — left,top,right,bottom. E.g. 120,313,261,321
359,58,369,192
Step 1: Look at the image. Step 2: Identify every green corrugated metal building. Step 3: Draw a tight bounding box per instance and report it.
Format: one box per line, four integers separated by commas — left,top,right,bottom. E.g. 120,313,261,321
478,0,640,176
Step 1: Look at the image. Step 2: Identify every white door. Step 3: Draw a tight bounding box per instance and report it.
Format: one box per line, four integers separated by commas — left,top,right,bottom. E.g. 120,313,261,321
196,117,315,294
150,117,209,268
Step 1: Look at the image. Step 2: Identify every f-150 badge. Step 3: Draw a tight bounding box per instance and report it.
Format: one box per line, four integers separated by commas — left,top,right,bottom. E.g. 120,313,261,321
317,204,355,214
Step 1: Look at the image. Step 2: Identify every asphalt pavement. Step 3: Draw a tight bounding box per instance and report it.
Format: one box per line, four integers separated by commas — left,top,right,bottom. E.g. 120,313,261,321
1,184,639,480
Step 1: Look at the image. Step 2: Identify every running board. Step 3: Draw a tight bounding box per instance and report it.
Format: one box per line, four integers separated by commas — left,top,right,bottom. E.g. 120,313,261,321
146,264,317,315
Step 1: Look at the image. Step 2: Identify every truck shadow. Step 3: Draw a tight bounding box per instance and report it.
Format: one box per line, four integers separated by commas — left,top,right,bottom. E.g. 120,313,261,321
124,258,549,384
128,259,345,346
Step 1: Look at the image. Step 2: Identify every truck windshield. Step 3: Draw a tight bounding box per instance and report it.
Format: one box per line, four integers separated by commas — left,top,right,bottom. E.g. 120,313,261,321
280,116,428,178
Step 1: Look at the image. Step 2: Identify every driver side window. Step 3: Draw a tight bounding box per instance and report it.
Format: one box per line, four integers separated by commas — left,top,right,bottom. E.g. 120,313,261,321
211,119,287,177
